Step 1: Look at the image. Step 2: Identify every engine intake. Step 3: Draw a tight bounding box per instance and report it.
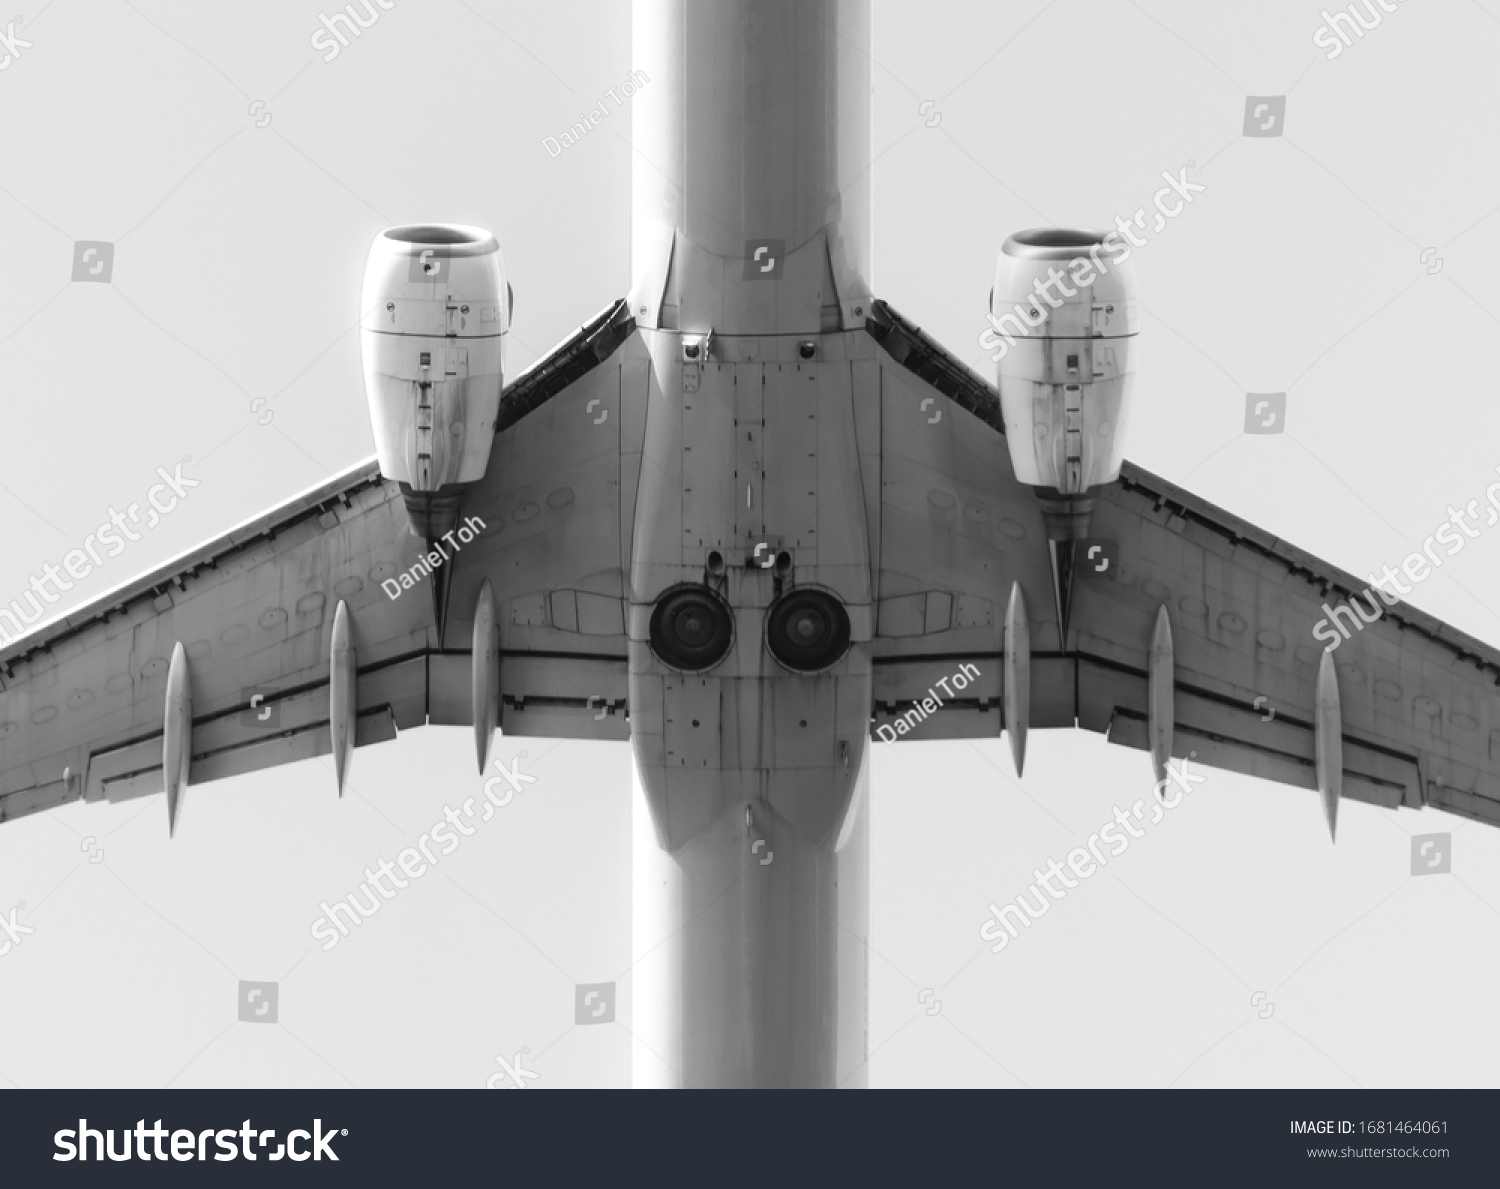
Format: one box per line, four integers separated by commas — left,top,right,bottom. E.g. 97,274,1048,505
987,228,1136,518
361,224,507,506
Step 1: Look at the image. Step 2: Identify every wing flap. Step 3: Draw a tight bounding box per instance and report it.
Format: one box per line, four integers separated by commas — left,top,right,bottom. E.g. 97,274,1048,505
872,656,1002,741
0,304,645,830
1081,463,1500,826
863,298,1500,834
500,653,629,741
1096,675,1418,812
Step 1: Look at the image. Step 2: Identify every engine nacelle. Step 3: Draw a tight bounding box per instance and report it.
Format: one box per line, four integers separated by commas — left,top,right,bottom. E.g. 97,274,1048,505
361,224,507,497
987,229,1136,509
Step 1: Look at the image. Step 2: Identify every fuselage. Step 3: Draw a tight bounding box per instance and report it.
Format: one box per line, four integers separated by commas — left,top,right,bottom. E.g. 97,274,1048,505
622,0,875,1088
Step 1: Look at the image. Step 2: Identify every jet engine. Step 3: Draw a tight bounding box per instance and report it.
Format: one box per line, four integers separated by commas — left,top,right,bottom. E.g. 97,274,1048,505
988,228,1137,630
361,224,508,539
989,228,1136,533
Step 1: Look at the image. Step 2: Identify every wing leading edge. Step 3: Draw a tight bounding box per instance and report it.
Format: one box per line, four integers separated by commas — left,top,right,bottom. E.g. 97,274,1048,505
0,459,428,824
865,299,1500,831
0,301,639,828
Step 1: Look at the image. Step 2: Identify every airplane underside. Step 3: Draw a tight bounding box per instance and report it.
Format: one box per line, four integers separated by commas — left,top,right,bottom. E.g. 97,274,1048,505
5,0,1500,1096
620,326,877,1086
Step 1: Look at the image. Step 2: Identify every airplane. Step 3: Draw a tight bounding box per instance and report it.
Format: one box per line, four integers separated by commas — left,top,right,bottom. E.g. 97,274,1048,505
4,0,1500,1090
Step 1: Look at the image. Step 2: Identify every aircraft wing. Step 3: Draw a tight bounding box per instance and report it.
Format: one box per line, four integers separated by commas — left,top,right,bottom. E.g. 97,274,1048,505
864,299,1500,830
440,299,640,741
863,300,1052,741
0,300,639,828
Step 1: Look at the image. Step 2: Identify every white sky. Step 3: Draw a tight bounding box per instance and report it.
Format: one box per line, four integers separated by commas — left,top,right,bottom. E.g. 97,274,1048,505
1,0,1498,1087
